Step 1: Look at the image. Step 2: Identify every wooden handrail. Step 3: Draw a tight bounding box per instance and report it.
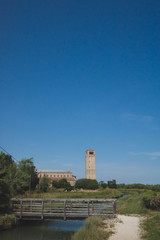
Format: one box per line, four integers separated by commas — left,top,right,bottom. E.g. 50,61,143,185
11,198,116,220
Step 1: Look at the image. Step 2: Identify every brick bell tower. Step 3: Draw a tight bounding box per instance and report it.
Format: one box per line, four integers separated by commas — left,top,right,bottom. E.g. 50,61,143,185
85,149,96,179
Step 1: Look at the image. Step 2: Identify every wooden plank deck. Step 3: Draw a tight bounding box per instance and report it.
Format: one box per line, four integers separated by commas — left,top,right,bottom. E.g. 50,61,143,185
11,198,116,220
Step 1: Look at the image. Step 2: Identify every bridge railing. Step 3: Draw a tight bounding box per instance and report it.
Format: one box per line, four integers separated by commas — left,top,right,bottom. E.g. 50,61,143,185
11,198,116,220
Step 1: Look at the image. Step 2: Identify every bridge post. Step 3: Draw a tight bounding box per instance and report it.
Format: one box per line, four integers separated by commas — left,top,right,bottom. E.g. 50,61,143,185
91,201,94,214
50,200,52,213
113,200,116,216
30,200,32,212
20,200,22,219
64,200,66,221
87,200,90,216
70,200,72,214
41,200,44,220
11,199,14,210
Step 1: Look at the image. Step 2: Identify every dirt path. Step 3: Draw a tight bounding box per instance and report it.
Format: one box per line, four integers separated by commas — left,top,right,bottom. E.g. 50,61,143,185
105,215,143,240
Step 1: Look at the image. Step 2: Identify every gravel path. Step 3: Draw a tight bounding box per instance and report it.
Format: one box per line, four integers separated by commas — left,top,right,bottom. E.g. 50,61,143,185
106,215,143,240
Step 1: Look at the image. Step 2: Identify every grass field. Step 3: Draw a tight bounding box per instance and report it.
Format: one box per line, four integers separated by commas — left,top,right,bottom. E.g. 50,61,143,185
141,215,160,240
18,188,123,199
117,190,149,214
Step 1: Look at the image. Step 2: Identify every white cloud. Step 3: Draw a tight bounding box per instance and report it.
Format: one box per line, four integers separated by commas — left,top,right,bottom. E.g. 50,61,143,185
129,152,160,159
121,113,154,123
151,157,158,160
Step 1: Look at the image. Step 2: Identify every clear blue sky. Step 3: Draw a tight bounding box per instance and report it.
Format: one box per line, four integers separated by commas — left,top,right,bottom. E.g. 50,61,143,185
1,0,160,184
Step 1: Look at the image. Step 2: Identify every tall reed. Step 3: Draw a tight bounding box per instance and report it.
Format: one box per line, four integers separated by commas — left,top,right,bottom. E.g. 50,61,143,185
72,217,112,240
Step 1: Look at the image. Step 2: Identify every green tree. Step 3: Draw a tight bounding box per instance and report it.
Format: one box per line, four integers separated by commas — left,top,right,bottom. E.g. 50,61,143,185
75,179,99,190
99,181,108,189
52,180,59,188
0,152,39,211
52,178,73,191
0,152,16,212
14,158,39,194
39,175,51,192
0,152,17,195
0,173,10,213
108,179,117,189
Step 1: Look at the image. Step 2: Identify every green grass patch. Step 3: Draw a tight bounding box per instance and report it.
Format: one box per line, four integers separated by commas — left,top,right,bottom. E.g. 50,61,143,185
117,190,154,215
141,215,160,240
18,188,123,199
71,217,112,240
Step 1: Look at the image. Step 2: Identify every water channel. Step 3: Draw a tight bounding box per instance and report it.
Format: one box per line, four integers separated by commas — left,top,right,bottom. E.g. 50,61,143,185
0,220,84,240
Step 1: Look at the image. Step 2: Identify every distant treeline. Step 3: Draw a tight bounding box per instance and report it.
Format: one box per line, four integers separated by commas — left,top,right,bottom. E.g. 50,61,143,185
116,183,160,192
99,181,160,192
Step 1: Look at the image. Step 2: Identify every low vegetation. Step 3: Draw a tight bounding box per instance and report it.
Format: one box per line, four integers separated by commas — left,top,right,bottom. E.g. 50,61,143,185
117,183,160,192
117,189,160,214
18,188,123,199
117,190,149,215
0,214,17,230
71,217,112,240
141,215,160,240
142,196,160,211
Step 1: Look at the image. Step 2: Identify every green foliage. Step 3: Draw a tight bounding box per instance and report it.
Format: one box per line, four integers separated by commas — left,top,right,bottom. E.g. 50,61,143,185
75,179,99,190
15,158,39,194
117,191,149,214
52,178,73,191
58,178,71,189
99,181,108,189
39,175,51,192
0,179,10,213
142,196,160,210
20,188,123,199
117,183,160,191
0,152,38,212
108,179,117,189
0,152,16,212
141,215,160,240
0,214,17,230
0,152,17,195
52,180,59,188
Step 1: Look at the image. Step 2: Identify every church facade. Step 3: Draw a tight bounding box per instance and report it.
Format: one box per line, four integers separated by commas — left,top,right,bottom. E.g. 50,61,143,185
37,170,76,186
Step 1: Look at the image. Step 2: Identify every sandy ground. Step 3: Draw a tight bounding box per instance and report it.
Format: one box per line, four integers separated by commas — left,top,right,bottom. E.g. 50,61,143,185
104,215,143,240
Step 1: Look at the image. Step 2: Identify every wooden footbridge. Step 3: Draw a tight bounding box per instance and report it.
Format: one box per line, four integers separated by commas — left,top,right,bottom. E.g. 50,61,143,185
11,198,116,221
